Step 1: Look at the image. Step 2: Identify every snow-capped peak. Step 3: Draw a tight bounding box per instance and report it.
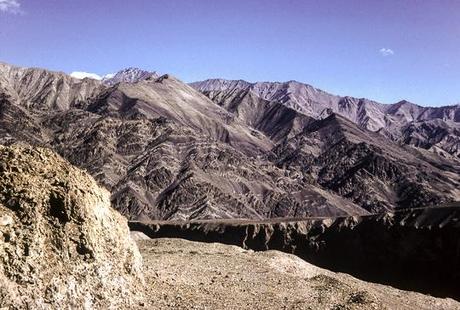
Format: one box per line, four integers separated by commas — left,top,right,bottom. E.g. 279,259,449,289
70,71,102,80
102,73,116,79
101,67,159,86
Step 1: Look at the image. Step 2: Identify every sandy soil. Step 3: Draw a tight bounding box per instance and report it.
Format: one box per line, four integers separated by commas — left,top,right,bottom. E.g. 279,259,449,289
134,235,460,309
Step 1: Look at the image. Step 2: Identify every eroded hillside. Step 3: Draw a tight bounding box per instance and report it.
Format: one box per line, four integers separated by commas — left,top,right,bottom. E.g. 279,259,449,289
0,62,459,220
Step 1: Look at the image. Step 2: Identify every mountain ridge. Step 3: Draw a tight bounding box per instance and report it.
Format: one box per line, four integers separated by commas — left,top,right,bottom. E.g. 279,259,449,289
0,61,459,221
191,78,460,110
191,78,460,157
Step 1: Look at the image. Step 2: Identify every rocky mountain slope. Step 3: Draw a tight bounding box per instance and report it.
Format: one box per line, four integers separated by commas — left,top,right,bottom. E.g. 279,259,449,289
272,114,460,212
191,79,460,157
397,119,460,158
0,62,459,220
0,63,369,220
193,79,460,212
0,62,103,111
0,145,144,309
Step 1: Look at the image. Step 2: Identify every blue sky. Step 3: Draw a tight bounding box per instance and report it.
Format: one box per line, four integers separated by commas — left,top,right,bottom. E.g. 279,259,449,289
0,0,459,106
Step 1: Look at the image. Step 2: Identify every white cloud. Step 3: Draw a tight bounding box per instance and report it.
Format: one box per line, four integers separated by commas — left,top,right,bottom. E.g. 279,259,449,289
379,48,394,57
70,72,102,80
0,0,21,14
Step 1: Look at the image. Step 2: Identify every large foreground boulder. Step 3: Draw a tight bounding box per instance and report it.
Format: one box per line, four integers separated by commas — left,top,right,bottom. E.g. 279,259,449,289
0,145,144,309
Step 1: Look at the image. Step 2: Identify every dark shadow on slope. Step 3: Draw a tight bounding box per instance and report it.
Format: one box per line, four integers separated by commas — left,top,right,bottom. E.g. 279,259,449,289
129,203,460,301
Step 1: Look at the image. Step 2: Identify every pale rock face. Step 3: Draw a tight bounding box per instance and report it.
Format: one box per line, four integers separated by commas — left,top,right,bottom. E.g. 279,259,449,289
102,67,159,86
0,145,144,309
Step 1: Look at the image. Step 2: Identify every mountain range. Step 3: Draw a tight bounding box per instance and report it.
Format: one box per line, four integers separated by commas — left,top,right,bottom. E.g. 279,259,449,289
0,61,459,220
191,79,460,158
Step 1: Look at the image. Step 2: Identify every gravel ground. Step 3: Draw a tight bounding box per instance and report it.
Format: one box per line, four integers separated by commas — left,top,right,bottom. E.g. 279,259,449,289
135,236,460,310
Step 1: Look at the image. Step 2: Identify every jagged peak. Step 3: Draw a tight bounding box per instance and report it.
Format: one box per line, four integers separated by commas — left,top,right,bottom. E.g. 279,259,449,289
102,67,159,86
392,99,419,108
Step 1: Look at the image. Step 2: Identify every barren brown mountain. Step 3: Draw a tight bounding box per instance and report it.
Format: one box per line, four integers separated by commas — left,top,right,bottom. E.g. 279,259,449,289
0,62,459,221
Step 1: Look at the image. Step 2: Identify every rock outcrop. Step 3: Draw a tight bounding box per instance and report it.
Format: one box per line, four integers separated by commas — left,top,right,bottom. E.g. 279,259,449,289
102,68,159,86
0,145,144,309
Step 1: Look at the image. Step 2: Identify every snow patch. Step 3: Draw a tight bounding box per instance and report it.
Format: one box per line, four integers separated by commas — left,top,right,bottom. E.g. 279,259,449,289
70,71,102,80
103,73,116,79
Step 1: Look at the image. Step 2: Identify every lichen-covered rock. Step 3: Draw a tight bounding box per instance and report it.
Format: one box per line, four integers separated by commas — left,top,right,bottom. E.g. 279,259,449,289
0,145,144,309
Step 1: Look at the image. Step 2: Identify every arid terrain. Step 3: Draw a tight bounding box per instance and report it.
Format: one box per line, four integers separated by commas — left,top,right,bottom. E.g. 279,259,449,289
135,236,460,310
0,61,459,307
1,1,460,308
1,144,459,309
0,62,459,221
129,204,460,300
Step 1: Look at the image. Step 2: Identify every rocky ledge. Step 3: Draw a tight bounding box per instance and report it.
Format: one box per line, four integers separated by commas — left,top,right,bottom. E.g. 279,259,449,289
130,204,460,301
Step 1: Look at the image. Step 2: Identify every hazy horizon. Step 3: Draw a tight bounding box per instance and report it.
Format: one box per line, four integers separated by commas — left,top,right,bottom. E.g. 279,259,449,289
1,0,459,106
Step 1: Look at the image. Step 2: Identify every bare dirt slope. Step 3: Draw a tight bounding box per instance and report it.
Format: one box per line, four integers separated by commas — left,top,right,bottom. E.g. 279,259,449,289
136,237,459,310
